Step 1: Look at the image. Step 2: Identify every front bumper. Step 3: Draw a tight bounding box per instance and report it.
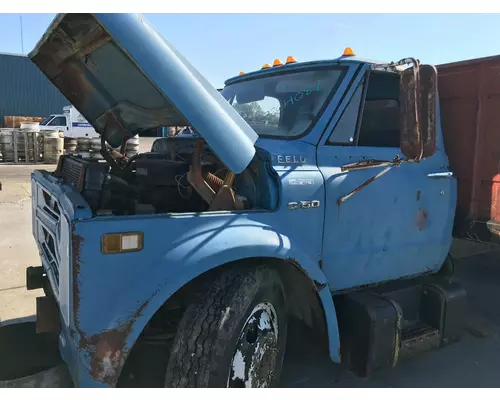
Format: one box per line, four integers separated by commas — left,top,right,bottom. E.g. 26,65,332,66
26,266,61,334
25,264,118,388
26,264,85,387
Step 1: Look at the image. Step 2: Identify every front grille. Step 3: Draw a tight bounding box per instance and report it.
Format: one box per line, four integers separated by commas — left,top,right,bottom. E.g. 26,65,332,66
41,189,61,221
56,155,109,193
40,226,60,284
35,185,63,292
61,156,84,188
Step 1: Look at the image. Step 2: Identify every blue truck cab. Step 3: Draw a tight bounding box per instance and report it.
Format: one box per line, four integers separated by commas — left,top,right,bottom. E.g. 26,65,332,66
25,13,465,387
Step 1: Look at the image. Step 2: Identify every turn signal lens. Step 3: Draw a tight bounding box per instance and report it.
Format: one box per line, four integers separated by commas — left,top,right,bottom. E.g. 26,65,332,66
102,232,144,254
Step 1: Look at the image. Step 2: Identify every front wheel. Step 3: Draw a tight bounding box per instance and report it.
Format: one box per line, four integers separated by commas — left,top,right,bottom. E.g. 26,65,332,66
164,265,287,388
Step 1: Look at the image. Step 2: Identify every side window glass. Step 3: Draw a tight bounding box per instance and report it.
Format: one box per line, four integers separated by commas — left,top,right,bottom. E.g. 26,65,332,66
48,116,67,126
327,79,364,145
357,72,400,148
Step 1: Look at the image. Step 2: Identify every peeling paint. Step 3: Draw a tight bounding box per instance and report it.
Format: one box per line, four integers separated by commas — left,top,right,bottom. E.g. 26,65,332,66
231,350,245,382
227,302,279,388
80,296,154,385
71,223,159,386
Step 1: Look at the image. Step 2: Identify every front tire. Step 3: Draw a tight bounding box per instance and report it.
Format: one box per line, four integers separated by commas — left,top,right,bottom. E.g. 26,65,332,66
164,265,287,388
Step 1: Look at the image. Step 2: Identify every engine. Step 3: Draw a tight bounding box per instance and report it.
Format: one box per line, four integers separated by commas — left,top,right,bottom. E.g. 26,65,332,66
54,135,262,216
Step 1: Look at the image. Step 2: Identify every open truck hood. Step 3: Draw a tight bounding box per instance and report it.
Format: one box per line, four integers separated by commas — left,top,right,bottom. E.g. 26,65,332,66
29,13,258,173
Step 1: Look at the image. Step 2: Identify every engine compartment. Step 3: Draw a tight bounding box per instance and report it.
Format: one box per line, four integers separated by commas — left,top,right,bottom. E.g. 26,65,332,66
54,134,278,216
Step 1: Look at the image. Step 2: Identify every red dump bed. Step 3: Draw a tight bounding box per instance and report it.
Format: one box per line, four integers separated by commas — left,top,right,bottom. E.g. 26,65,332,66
437,55,500,242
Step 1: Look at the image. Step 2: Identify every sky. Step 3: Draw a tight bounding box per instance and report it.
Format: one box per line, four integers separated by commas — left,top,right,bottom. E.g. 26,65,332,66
0,13,498,88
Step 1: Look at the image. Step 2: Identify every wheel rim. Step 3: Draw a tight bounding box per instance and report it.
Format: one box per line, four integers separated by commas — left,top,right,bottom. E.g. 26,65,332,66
227,302,279,388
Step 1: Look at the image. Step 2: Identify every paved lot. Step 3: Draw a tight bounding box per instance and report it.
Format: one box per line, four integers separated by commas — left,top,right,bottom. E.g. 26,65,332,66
0,164,47,322
0,137,156,322
1,138,500,387
282,252,500,387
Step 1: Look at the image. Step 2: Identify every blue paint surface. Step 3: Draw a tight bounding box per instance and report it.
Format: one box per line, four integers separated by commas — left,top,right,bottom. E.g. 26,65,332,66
29,13,457,388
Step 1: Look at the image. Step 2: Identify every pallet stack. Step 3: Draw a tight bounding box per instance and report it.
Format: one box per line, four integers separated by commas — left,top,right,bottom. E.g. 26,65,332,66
3,116,45,128
1,116,46,163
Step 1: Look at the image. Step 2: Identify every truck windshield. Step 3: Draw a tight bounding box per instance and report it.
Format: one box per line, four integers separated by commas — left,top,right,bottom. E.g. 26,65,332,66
40,116,53,126
221,67,347,138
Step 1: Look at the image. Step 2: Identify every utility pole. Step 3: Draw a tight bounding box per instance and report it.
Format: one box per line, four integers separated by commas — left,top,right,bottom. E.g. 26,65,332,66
20,15,24,54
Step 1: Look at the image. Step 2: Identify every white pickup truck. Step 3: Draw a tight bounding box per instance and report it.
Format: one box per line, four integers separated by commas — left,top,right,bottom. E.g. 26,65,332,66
40,105,99,138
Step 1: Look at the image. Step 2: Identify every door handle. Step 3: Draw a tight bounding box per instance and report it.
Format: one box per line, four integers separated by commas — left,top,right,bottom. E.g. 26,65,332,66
427,172,453,179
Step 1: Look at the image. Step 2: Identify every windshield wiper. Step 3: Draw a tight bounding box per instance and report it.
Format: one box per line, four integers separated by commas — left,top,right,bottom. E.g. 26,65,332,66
341,155,403,172
337,155,409,207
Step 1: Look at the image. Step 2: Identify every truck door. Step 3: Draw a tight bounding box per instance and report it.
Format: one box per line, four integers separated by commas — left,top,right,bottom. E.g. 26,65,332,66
317,66,455,291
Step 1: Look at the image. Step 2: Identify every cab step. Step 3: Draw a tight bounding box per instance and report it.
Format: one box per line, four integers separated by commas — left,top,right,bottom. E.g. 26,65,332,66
399,322,440,360
334,277,466,378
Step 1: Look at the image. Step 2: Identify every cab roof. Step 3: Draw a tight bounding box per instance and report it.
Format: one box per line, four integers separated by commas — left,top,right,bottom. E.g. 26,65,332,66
224,55,398,86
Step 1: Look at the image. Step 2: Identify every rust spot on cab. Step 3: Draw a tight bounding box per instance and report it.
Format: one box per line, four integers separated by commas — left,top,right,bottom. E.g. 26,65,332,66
415,208,428,230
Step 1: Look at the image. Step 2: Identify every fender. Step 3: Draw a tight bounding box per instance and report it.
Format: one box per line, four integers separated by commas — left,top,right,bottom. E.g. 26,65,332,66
124,224,342,362
72,219,341,386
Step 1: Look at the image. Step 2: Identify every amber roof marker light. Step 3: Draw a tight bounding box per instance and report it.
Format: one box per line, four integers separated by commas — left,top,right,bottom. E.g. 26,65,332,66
273,58,283,67
286,56,297,64
261,63,271,69
342,47,356,57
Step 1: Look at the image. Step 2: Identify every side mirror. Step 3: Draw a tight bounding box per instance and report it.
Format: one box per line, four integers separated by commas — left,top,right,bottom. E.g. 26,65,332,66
400,63,438,160
419,65,438,158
